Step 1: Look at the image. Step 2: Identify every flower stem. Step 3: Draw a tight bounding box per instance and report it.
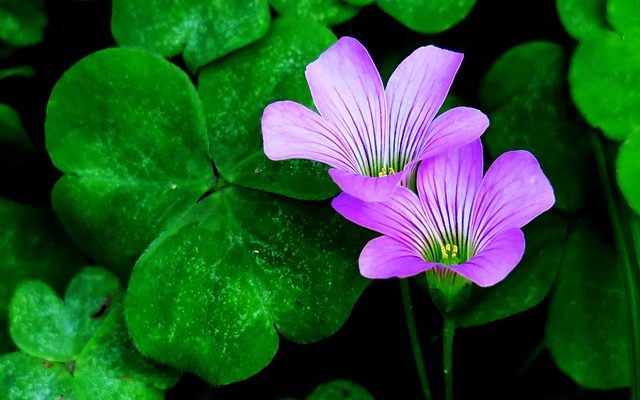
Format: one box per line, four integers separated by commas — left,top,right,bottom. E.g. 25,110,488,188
590,130,640,399
443,317,455,400
400,280,433,400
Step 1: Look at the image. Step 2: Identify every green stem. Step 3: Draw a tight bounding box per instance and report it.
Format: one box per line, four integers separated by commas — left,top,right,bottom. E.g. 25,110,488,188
400,280,433,400
443,318,455,400
590,131,640,399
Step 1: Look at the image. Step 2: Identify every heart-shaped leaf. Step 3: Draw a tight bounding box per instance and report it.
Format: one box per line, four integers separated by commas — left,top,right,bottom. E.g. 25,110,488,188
0,0,46,47
479,41,593,212
46,48,213,275
198,17,338,201
454,213,568,327
546,224,630,389
1,268,179,400
111,0,270,70
126,187,369,384
569,33,640,141
617,130,640,215
270,0,360,25
375,0,476,33
0,197,84,353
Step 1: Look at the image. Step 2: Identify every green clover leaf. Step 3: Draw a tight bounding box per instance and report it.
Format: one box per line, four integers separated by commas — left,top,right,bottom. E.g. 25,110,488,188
111,0,270,71
546,224,630,389
1,268,179,400
198,17,339,201
479,41,593,212
46,19,369,385
0,197,84,354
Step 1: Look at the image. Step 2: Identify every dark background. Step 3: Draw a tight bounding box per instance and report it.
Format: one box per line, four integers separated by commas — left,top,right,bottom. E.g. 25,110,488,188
0,0,628,399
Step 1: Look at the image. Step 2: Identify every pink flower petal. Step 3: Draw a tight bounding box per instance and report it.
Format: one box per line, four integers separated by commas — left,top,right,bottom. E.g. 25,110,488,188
450,228,525,287
359,236,437,279
329,168,405,203
385,45,463,165
262,101,356,171
471,151,555,250
416,140,483,251
305,37,387,175
332,188,431,252
415,107,489,161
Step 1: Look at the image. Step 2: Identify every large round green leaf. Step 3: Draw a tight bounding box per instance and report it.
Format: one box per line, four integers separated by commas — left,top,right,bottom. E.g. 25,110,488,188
126,187,369,385
270,0,360,25
607,0,640,37
46,48,213,275
556,0,609,40
569,33,640,141
0,0,46,47
198,17,338,201
480,41,592,212
617,130,640,214
2,268,178,400
546,224,630,389
375,0,476,33
111,0,270,70
455,213,567,328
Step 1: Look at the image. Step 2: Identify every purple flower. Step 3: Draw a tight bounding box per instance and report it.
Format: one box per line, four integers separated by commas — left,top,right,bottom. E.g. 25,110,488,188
262,37,489,202
332,140,555,287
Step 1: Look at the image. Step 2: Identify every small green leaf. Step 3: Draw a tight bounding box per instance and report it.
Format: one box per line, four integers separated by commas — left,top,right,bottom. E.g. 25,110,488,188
0,197,84,338
0,0,47,47
546,224,630,389
306,379,374,400
270,0,360,25
607,0,640,37
2,268,179,400
617,130,640,214
455,213,567,328
9,268,121,361
111,0,270,70
480,41,593,212
46,48,212,275
0,352,75,400
556,0,609,40
126,187,369,385
198,17,338,200
569,34,640,141
375,0,476,33
0,104,32,153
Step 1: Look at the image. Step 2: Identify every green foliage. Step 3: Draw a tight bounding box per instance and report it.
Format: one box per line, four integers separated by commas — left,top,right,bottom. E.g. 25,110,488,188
0,0,46,47
480,41,592,212
556,0,609,40
46,48,213,275
305,379,374,399
46,23,369,385
546,225,630,389
199,17,338,201
111,0,270,70
455,213,568,328
270,0,360,25
618,130,640,214
0,268,179,400
0,197,84,353
126,187,369,384
0,104,32,153
375,0,476,33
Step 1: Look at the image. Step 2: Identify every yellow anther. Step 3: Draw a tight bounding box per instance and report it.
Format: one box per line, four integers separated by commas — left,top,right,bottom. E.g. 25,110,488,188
445,244,451,251
440,242,461,264
388,167,395,174
452,245,458,253
443,253,449,260
451,252,457,258
378,167,387,177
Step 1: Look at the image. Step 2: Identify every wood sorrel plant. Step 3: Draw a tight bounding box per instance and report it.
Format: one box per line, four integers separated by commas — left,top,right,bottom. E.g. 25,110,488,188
0,1,637,399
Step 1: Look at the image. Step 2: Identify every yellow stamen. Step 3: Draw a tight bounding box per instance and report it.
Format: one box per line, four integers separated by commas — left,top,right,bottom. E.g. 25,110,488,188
378,167,387,177
440,242,461,264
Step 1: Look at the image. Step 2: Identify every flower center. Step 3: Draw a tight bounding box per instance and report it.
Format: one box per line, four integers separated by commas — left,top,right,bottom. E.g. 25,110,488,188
377,166,396,177
439,243,459,265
